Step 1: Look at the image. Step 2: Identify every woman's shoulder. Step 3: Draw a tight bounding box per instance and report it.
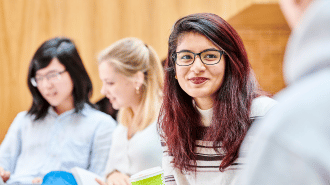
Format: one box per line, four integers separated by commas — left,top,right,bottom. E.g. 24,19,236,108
114,123,126,130
132,121,160,141
250,96,278,118
8,111,33,131
16,110,29,117
141,121,158,133
14,111,32,122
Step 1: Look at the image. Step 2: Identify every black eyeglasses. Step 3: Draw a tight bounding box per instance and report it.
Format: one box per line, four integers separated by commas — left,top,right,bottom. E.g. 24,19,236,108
172,49,226,66
31,70,67,87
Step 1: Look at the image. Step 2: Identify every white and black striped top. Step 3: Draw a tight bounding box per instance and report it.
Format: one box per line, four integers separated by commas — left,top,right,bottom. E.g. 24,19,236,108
161,96,277,185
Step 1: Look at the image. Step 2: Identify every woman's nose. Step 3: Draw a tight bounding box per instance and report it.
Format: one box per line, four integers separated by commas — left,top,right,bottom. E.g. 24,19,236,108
190,56,206,73
39,78,53,88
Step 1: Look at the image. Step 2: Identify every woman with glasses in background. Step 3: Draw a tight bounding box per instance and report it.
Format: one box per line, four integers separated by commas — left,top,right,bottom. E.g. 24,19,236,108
0,37,116,184
159,13,277,185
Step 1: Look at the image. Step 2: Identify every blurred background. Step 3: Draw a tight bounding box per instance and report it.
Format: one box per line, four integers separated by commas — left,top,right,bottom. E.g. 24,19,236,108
0,0,289,142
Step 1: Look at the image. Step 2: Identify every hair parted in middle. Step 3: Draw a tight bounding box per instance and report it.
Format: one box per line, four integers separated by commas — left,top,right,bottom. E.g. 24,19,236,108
159,13,265,172
98,37,164,131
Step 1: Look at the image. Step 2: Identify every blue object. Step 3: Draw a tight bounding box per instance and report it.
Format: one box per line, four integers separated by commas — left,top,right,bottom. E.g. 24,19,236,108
42,171,78,185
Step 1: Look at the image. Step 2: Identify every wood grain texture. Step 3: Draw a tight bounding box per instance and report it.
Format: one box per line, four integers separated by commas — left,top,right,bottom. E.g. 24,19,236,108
228,4,290,94
0,0,280,142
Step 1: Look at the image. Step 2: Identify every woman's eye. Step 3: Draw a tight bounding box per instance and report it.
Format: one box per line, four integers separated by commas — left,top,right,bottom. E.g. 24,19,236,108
205,54,217,59
181,55,193,60
106,82,114,86
203,53,220,61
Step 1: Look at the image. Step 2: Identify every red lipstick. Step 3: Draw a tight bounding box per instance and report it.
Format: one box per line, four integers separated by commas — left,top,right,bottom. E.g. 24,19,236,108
190,77,208,84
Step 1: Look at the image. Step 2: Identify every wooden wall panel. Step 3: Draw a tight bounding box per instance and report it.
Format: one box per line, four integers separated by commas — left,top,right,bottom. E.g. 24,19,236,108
0,0,280,142
239,29,289,94
228,4,290,94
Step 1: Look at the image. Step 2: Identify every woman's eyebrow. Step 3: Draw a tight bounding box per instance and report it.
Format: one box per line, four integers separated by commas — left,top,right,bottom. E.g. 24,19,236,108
176,48,218,53
176,49,191,53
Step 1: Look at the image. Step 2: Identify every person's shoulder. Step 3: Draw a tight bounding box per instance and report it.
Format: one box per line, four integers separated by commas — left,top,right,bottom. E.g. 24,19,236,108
110,123,126,137
16,111,29,118
7,111,32,131
81,104,117,125
141,121,159,135
250,96,277,118
251,73,330,139
82,104,110,117
276,69,330,108
13,111,33,123
271,71,330,122
145,120,157,130
89,107,113,118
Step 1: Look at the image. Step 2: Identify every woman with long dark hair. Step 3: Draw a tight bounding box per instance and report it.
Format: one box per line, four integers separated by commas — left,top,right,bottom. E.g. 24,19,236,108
159,13,277,184
0,37,116,184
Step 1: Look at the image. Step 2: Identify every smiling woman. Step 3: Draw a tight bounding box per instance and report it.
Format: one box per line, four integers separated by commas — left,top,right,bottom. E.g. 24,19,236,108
98,61,141,111
32,58,74,115
0,37,117,184
159,13,278,185
27,37,94,119
174,32,226,110
97,37,164,185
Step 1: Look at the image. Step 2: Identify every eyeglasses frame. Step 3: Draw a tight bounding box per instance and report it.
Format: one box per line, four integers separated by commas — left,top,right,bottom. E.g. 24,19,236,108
172,49,226,66
31,70,67,87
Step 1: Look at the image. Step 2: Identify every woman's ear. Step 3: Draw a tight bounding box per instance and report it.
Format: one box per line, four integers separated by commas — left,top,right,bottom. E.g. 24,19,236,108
133,71,145,88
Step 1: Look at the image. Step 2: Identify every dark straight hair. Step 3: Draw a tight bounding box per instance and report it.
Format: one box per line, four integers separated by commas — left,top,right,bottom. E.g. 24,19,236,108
27,37,93,120
159,13,265,172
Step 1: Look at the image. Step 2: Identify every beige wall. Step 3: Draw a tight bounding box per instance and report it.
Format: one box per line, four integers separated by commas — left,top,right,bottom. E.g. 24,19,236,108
0,0,280,142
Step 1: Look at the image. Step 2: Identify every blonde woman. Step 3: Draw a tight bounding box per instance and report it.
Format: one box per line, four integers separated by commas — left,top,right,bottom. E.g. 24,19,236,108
96,38,164,185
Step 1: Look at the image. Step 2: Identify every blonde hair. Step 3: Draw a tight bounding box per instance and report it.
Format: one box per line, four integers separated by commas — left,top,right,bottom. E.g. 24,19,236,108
98,37,164,131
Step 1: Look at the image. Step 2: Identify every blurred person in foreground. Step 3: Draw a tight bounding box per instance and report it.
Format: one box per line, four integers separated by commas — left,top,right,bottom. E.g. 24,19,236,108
0,37,116,184
239,0,330,184
96,37,164,185
159,13,277,185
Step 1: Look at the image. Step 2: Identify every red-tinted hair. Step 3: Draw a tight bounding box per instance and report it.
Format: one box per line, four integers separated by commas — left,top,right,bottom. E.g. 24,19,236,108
158,13,264,172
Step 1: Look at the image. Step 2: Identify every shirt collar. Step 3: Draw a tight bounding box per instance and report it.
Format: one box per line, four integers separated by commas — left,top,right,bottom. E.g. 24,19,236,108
47,103,90,117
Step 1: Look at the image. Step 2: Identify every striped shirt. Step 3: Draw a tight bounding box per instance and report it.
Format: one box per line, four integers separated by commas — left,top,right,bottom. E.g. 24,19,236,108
162,96,277,185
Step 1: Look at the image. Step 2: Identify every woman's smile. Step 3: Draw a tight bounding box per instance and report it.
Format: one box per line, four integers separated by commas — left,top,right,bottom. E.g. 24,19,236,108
189,77,209,84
